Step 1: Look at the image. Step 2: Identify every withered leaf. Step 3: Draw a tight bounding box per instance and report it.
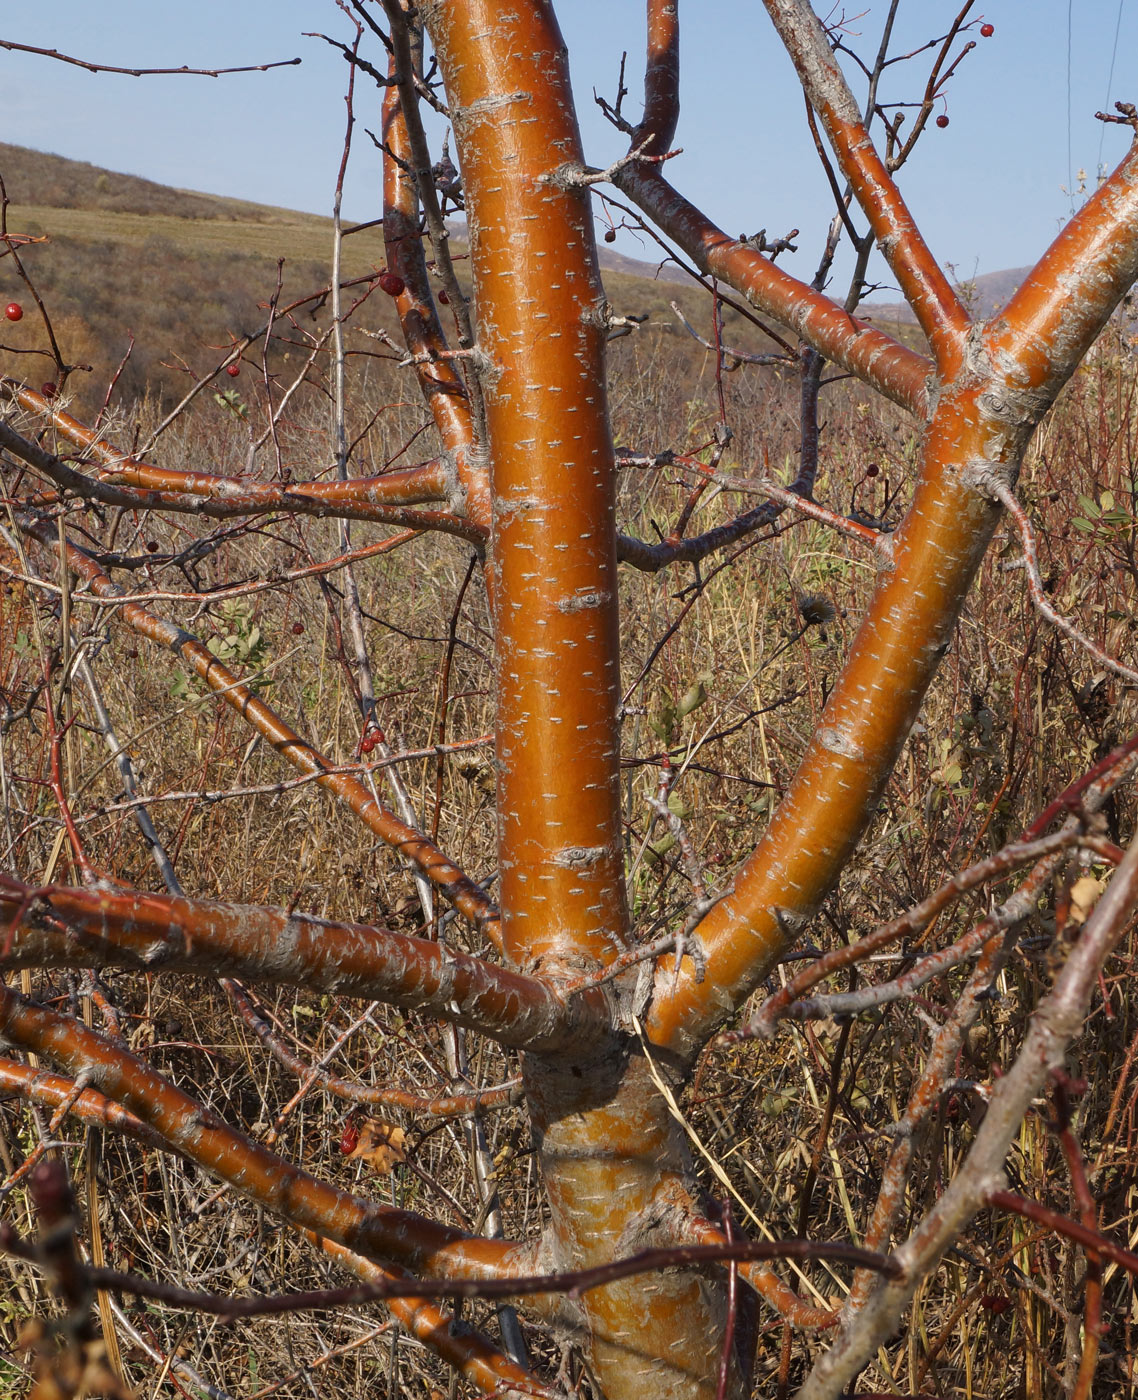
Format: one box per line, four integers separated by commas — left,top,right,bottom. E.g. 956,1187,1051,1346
1068,874,1106,927
348,1118,408,1175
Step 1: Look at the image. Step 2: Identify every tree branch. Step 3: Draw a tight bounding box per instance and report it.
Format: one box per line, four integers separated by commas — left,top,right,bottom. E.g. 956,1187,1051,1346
1,877,606,1053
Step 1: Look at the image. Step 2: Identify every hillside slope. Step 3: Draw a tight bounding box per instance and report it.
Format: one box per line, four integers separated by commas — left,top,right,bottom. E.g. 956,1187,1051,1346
0,142,894,415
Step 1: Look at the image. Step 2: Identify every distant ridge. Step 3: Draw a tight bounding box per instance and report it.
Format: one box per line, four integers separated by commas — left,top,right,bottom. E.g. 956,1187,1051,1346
0,143,1027,315
863,266,1033,324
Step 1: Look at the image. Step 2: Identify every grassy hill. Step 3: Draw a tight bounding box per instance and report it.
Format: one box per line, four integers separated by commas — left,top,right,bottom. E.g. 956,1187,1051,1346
2,143,802,418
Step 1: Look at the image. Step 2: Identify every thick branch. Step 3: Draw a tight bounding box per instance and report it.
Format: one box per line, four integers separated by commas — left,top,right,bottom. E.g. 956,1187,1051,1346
1,878,606,1053
0,981,526,1283
312,1235,548,1399
762,0,968,364
0,1056,166,1154
987,131,1138,396
632,0,681,156
646,132,1138,1059
5,388,471,532
612,163,931,415
425,0,630,974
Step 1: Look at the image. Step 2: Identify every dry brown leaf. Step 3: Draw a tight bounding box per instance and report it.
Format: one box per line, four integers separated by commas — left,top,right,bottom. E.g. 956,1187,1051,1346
1068,874,1106,927
348,1118,408,1174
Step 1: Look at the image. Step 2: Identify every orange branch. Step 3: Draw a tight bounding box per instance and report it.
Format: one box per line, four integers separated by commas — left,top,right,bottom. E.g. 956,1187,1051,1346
2,877,606,1053
633,0,681,156
311,1236,551,1397
429,0,630,973
19,515,503,946
762,0,968,366
613,163,931,415
381,55,492,532
988,131,1138,395
0,981,524,1282
0,1055,538,1390
678,1214,837,1331
6,383,472,530
0,1056,166,1154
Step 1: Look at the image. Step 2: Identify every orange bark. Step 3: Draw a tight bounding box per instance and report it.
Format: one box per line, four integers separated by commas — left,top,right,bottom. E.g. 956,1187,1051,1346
646,126,1138,1060
0,980,524,1283
4,6,1138,1399
2,879,602,1053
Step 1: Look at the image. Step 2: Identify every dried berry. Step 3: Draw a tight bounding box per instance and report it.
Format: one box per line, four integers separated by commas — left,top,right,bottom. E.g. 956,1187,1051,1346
226,362,240,377
379,271,406,297
41,381,57,398
936,114,950,129
291,621,305,635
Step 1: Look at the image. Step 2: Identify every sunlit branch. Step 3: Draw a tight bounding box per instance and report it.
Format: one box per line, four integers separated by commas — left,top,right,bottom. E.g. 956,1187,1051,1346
612,164,931,415
381,53,491,530
0,981,524,1282
427,0,630,973
311,1236,551,1399
1,878,606,1053
677,1213,837,1330
18,514,503,945
632,0,681,156
989,129,1138,396
0,1056,166,1155
762,0,968,366
5,385,472,529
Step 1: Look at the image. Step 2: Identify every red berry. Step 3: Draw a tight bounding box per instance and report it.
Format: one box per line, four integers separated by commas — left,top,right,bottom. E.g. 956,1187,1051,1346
980,22,994,37
981,1293,1011,1315
604,229,617,243
339,1119,360,1155
361,734,378,754
291,621,305,636
5,303,23,322
41,381,57,398
936,114,950,129
226,363,240,377
378,271,406,297
437,289,449,305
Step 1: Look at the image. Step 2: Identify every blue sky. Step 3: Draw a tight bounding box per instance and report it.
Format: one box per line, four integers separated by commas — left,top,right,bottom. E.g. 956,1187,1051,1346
2,2,1134,293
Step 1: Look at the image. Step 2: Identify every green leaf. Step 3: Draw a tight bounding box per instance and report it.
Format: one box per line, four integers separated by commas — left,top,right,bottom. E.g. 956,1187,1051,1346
678,679,707,718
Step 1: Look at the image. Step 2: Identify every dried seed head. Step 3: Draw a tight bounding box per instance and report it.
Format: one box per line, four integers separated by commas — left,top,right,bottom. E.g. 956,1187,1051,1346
798,594,836,628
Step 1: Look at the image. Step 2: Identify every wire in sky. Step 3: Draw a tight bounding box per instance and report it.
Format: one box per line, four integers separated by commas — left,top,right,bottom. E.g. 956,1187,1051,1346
1066,0,1074,209
1096,0,1126,179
